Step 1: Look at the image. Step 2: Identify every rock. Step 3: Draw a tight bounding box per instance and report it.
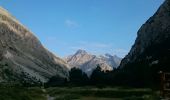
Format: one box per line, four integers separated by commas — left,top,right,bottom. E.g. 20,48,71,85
120,0,170,70
0,7,68,83
65,49,121,76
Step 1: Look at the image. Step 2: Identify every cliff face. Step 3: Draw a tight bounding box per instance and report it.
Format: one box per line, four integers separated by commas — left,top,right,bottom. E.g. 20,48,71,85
120,0,170,70
0,7,68,83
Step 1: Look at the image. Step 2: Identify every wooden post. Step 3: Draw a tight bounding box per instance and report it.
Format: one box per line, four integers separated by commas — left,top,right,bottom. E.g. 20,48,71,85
159,71,165,98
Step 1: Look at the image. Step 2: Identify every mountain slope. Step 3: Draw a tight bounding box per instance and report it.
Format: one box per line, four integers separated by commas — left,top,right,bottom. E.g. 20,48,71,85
120,0,170,69
0,7,68,83
65,50,95,69
65,50,121,76
118,0,170,86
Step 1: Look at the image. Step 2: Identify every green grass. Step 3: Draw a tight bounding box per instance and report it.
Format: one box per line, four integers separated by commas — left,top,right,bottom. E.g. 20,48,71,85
0,86,160,100
0,87,46,100
47,87,160,100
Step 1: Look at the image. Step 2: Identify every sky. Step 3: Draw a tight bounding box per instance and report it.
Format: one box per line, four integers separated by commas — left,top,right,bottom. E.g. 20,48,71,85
0,0,165,58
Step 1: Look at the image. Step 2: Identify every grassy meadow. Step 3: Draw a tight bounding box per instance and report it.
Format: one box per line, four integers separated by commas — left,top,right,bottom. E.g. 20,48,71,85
0,85,160,100
0,87,46,100
47,87,160,100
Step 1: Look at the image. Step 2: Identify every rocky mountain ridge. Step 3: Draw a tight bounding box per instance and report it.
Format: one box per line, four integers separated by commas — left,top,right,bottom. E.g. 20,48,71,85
120,0,170,69
0,7,68,83
65,49,121,76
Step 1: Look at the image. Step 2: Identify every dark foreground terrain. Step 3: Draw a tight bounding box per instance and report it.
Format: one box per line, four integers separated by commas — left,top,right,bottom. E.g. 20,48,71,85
0,86,160,100
0,86,46,100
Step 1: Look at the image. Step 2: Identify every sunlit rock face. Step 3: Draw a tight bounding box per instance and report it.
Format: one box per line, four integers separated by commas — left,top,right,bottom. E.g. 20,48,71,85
65,49,121,76
0,7,68,83
120,0,170,71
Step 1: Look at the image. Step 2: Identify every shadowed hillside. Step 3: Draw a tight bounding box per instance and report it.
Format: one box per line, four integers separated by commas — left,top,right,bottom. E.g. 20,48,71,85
0,7,68,84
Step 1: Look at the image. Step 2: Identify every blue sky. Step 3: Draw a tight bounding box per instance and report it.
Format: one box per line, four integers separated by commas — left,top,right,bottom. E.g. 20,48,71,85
0,0,164,57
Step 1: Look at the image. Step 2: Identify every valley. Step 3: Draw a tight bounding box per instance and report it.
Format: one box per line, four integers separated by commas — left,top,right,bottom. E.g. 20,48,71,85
0,0,169,99
0,86,159,100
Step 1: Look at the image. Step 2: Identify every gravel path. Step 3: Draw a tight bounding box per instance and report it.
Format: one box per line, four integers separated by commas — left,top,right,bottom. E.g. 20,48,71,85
41,88,55,100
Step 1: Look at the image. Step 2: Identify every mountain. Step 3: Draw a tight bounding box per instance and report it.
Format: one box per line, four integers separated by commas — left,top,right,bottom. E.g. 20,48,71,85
65,50,95,69
65,49,121,76
118,0,170,86
120,0,170,69
0,7,68,83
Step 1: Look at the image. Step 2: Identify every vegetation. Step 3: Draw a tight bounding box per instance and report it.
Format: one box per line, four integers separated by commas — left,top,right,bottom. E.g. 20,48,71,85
0,86,46,100
46,64,162,88
46,75,67,87
69,68,89,86
115,38,170,88
90,65,117,86
47,87,159,100
0,85,159,100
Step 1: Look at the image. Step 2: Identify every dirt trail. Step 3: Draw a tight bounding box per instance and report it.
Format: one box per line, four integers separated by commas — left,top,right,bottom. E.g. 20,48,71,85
41,88,55,100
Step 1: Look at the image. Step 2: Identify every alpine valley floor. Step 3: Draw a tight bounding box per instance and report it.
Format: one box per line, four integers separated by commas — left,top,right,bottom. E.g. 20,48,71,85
0,86,160,100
